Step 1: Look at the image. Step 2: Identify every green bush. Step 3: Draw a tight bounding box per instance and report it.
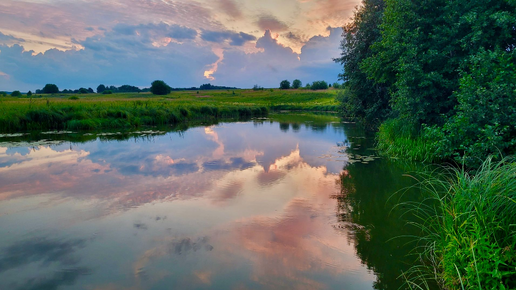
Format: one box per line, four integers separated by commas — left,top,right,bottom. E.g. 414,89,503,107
11,91,21,97
102,90,113,94
150,80,171,95
424,50,516,168
68,96,79,100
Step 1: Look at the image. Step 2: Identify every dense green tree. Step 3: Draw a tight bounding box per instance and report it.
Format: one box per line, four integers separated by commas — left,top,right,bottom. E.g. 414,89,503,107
279,80,290,89
292,79,302,89
42,84,59,94
11,91,21,97
27,91,32,97
310,81,328,90
78,88,89,94
150,80,171,95
334,0,388,126
97,84,106,93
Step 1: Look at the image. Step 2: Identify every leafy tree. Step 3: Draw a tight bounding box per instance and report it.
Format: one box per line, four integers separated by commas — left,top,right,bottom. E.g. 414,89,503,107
102,90,113,94
150,80,171,95
27,91,32,97
78,88,89,94
332,83,342,89
11,91,21,97
253,85,264,91
292,79,302,89
334,0,388,126
279,80,291,89
305,83,311,89
310,81,328,90
0,92,6,97
97,84,106,93
42,84,59,94
87,88,94,93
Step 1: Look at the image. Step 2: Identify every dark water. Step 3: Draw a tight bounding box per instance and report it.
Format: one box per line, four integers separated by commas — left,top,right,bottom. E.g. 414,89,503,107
0,114,423,290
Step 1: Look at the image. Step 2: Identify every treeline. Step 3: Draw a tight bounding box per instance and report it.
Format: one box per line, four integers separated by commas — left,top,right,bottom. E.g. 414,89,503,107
276,79,342,90
336,0,516,288
336,0,516,168
5,83,240,96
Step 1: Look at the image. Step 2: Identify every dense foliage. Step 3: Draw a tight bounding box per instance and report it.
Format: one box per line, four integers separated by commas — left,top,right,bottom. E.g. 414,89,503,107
334,0,388,127
279,80,291,89
150,80,171,95
42,84,59,94
310,81,328,90
338,0,516,167
292,79,302,89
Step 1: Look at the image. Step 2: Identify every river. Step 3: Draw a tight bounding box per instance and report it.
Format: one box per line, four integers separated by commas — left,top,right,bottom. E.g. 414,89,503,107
0,113,424,290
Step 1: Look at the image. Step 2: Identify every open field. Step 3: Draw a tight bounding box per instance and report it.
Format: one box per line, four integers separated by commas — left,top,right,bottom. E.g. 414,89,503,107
0,89,339,132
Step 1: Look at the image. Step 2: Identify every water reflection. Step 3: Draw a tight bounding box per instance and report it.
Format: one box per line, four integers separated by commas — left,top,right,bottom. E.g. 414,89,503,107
0,114,423,290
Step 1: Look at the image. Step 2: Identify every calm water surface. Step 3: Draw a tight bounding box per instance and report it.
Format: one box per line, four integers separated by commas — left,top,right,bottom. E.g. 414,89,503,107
0,114,422,290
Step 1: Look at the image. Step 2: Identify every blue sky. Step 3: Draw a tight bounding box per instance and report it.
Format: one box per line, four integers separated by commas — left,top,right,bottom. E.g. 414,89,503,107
0,0,359,91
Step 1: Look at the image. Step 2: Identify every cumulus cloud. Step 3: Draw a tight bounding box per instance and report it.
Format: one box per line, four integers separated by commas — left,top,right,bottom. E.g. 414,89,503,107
256,15,289,32
0,32,24,45
201,30,256,46
212,27,343,88
0,23,218,90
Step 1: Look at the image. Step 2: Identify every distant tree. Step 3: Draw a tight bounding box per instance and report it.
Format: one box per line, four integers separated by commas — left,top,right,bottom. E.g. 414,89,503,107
292,79,302,89
118,85,141,93
329,83,332,87
27,91,33,97
150,80,171,95
311,81,328,90
78,88,89,94
87,88,94,93
97,84,106,93
253,85,264,91
42,84,59,94
332,83,342,89
11,90,21,97
1,92,7,97
102,90,113,94
35,89,42,94
279,80,291,89
305,83,311,89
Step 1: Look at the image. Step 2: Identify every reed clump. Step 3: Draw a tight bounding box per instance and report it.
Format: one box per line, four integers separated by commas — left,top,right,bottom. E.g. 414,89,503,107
405,157,516,289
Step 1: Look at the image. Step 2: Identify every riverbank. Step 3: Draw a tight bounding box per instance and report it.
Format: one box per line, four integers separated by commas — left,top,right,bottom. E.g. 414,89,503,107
0,89,339,131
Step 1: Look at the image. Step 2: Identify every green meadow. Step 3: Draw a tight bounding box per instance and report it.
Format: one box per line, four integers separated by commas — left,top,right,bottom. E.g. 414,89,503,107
0,89,339,132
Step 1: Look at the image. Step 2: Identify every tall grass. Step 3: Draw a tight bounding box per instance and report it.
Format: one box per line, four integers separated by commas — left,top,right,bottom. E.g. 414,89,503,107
404,157,516,289
377,119,438,163
0,89,339,132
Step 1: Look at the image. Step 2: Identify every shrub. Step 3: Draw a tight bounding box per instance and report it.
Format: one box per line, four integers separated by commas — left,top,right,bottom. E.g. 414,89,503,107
424,50,516,168
11,91,21,97
68,96,79,100
27,91,32,97
253,85,264,91
150,80,171,95
102,90,113,94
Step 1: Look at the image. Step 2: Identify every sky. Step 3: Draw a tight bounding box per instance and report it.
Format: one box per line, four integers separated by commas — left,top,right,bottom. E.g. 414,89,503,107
0,0,359,91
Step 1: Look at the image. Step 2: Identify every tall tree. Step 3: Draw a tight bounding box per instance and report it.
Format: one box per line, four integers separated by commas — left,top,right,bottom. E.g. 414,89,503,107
335,0,388,127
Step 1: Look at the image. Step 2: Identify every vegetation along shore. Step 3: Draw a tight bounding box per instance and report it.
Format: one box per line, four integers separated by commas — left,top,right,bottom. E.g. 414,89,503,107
0,86,339,132
336,0,516,288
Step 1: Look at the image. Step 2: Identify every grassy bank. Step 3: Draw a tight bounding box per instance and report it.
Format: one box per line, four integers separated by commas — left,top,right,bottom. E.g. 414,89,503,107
407,158,516,289
0,89,339,131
